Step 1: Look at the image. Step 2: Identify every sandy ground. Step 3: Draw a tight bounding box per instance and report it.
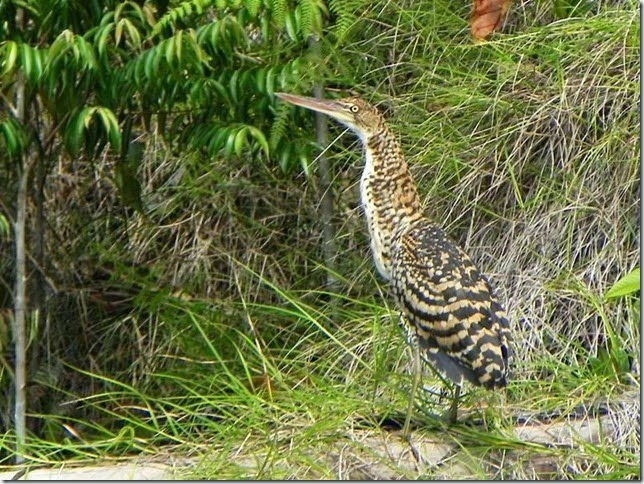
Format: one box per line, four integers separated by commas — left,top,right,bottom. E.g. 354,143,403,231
0,390,638,480
0,460,176,481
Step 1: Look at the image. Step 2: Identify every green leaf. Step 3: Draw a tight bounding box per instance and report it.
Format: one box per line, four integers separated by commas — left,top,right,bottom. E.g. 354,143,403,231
66,34,99,71
66,106,121,154
207,126,229,155
233,126,248,157
224,128,237,157
229,70,240,104
605,267,640,300
66,108,89,155
0,122,17,154
124,18,143,48
284,12,298,41
2,41,19,76
264,66,276,94
96,22,114,58
20,44,43,83
164,36,175,65
299,152,311,177
1,118,28,156
144,48,160,80
247,126,269,157
95,107,122,152
175,30,183,63
81,106,98,128
115,18,125,45
0,213,10,239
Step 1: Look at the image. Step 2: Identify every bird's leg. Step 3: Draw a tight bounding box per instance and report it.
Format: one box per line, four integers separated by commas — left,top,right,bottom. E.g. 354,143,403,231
403,341,421,438
447,383,462,424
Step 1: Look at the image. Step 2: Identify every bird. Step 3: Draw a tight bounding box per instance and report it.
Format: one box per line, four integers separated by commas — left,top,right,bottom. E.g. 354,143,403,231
275,92,512,433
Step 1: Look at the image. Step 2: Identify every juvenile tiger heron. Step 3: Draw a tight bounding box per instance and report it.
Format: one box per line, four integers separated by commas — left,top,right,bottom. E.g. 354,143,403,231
276,92,512,434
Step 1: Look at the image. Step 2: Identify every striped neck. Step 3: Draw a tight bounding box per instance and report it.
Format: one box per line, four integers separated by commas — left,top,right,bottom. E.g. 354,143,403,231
359,127,423,279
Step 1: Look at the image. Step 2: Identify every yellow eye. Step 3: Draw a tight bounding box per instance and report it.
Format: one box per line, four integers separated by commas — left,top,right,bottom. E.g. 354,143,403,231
350,105,359,113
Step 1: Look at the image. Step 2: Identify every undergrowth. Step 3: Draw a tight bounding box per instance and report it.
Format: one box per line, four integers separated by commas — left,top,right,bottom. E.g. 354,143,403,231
0,0,639,479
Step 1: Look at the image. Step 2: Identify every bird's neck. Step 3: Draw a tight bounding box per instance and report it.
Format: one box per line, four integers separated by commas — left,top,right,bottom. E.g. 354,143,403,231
359,127,424,279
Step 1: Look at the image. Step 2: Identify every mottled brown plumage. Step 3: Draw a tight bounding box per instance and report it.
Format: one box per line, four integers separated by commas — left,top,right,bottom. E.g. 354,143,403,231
276,92,512,425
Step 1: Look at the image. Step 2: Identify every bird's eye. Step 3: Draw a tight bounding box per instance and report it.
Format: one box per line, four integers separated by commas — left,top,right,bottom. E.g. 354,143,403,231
350,105,359,113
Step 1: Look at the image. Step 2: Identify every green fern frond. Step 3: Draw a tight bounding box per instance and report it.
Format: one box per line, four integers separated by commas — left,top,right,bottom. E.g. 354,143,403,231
269,0,287,29
297,0,314,38
152,0,213,37
244,0,262,18
328,0,357,42
197,15,249,56
269,101,291,151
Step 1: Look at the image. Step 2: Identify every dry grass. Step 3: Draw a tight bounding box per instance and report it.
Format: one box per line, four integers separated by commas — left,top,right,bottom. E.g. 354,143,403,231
0,0,638,479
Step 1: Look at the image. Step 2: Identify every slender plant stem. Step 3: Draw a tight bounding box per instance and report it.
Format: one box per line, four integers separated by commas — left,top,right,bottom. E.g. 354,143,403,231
13,156,28,466
308,35,338,294
12,6,28,466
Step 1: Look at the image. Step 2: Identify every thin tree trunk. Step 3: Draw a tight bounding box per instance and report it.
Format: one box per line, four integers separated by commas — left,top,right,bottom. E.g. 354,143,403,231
308,36,338,293
13,124,28,466
29,145,47,437
12,6,28,465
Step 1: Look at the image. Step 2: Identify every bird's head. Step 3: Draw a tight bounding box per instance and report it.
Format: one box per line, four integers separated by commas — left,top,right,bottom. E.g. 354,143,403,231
275,93,385,142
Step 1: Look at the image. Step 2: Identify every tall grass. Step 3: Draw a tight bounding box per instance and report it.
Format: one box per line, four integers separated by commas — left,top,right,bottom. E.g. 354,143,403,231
0,0,639,479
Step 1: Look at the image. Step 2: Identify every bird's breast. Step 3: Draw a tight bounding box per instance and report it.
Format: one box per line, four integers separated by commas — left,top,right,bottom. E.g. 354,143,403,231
359,148,423,281
360,166,393,280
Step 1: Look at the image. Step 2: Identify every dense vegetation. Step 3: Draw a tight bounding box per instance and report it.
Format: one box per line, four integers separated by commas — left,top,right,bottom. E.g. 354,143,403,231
0,0,639,478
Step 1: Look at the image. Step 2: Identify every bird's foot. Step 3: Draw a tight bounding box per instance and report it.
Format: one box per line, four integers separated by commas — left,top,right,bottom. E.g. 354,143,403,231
441,384,462,425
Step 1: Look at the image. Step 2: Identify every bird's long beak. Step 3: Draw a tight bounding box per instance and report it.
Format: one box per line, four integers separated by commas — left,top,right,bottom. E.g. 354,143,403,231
275,92,351,124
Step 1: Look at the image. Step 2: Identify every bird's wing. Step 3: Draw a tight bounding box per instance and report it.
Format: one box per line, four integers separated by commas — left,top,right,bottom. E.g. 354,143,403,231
391,220,511,388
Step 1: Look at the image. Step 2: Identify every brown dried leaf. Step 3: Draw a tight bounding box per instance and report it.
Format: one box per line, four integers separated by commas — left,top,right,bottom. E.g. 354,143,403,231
471,0,512,41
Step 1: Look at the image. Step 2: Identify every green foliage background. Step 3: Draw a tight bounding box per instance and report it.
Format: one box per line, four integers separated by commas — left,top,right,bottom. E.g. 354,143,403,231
0,0,639,478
